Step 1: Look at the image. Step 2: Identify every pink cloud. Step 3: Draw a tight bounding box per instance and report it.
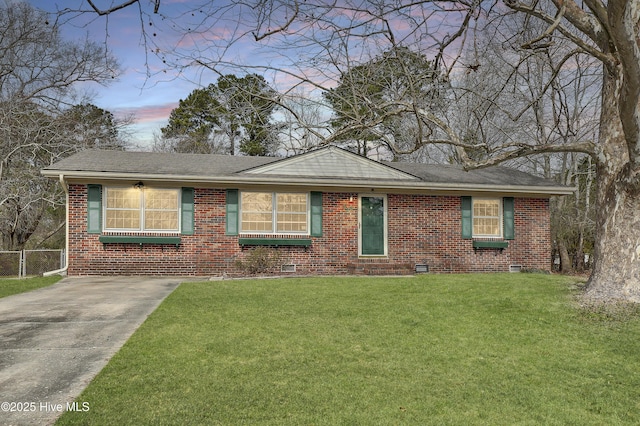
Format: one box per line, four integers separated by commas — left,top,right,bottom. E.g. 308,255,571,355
114,102,177,124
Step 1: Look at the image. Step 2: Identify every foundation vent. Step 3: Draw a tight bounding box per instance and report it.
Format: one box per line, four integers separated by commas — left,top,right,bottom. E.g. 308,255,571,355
415,264,429,273
281,264,296,273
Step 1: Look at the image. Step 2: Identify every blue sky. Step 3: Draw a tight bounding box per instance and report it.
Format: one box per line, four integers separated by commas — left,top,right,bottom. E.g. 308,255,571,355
23,1,463,150
22,1,321,150
26,0,220,149
25,0,319,149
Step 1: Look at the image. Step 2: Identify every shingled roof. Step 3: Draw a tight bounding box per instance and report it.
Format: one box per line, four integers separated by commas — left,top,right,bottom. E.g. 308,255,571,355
42,146,573,196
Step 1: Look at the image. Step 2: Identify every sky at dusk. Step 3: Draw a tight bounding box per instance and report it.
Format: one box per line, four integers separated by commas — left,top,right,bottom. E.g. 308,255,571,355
22,0,326,149
25,0,225,149
22,1,465,150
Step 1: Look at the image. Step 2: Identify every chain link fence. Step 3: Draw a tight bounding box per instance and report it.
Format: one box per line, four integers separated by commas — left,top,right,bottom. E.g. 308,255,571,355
0,250,65,278
0,251,22,278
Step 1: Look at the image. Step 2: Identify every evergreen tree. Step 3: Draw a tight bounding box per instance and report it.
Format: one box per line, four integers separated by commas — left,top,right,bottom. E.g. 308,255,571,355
161,74,280,156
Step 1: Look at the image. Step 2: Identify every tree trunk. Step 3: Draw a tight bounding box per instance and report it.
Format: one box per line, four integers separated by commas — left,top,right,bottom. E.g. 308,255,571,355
557,238,573,274
585,65,640,301
587,175,640,300
575,231,585,272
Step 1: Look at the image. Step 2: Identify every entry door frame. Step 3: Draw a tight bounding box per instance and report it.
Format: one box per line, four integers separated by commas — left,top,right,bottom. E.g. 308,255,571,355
358,194,388,257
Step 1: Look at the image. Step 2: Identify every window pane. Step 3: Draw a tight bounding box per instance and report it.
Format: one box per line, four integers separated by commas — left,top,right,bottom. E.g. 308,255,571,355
277,213,307,232
105,187,179,231
145,189,178,209
276,193,307,232
277,193,307,212
240,192,309,234
106,210,140,229
472,199,501,237
241,193,273,232
106,188,140,209
143,189,179,231
242,192,273,212
473,217,500,236
241,213,273,232
105,188,141,230
145,211,179,230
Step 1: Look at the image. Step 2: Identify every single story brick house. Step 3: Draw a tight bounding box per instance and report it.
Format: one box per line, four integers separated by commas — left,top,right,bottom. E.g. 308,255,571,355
42,146,572,276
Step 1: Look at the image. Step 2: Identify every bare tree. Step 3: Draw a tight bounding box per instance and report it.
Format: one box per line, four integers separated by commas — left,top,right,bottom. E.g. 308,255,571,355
0,2,122,250
552,155,596,272
60,0,640,301
278,91,328,156
453,11,600,273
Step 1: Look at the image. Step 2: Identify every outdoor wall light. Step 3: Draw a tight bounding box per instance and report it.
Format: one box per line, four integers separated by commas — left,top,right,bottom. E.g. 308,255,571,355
133,181,144,189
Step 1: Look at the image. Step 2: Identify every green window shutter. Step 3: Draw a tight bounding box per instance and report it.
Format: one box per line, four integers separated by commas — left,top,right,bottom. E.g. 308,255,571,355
87,184,102,234
461,196,472,239
310,192,323,237
226,189,239,235
503,197,515,240
181,187,195,235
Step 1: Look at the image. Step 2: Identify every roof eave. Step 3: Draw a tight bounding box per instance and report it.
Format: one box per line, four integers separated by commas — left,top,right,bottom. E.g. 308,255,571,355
42,169,575,196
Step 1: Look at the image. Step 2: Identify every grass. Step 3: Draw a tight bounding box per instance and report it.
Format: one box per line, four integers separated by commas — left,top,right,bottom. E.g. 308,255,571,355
57,274,640,425
0,275,62,298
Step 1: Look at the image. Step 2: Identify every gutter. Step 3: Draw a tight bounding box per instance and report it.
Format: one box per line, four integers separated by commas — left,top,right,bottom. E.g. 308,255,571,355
41,170,576,197
43,174,69,277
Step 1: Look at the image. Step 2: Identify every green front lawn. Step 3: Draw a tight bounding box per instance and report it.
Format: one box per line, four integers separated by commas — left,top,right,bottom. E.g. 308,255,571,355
58,274,640,425
0,275,62,298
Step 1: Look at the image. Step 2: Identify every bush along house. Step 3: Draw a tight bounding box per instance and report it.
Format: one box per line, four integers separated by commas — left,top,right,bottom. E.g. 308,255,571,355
42,146,573,276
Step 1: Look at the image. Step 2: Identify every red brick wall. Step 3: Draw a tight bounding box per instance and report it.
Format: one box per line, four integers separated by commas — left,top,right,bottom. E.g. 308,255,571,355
67,185,551,276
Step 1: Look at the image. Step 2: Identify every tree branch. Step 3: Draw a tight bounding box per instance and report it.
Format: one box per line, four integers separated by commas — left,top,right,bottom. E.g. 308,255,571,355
521,3,565,50
85,0,140,16
549,0,605,46
465,139,596,169
506,1,614,67
252,2,300,41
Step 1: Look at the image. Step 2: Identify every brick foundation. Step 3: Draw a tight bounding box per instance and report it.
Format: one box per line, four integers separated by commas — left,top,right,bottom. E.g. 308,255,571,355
67,185,551,276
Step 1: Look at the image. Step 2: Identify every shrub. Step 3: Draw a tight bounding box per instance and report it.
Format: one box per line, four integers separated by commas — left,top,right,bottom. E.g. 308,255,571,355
234,246,283,274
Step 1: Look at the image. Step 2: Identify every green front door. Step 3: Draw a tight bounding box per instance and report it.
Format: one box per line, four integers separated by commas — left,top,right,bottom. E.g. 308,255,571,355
360,196,386,256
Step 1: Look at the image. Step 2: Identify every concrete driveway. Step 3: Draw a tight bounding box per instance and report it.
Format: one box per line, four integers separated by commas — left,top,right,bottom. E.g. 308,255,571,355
0,276,182,426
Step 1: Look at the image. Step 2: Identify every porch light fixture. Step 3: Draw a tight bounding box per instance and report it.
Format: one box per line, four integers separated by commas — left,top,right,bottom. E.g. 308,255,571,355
133,181,144,189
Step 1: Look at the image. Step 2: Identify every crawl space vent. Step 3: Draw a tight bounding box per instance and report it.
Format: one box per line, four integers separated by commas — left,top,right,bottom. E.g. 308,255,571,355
281,264,296,273
415,264,429,273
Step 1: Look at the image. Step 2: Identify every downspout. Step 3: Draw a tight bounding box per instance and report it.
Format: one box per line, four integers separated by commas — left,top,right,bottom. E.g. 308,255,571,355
43,174,69,276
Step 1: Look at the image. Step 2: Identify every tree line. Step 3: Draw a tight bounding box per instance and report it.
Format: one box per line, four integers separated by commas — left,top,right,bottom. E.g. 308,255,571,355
0,2,129,252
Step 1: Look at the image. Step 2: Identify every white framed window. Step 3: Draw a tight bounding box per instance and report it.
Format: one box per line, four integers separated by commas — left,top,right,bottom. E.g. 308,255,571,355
104,187,180,232
472,198,502,238
240,191,308,234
